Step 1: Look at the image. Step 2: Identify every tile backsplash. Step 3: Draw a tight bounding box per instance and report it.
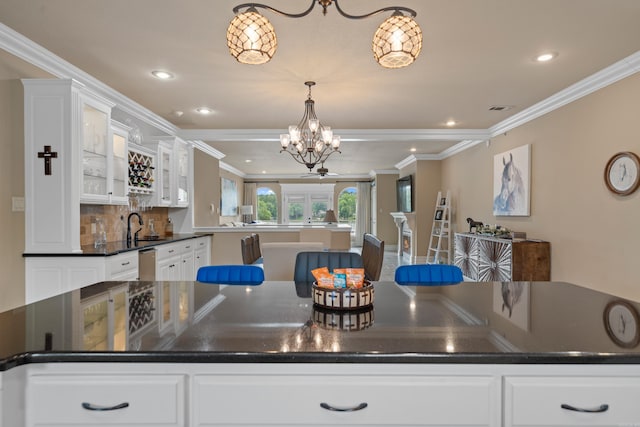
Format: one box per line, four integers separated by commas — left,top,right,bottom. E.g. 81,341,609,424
80,204,170,247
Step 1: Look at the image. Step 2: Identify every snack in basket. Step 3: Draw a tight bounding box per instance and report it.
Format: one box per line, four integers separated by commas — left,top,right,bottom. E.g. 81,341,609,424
311,266,330,281
334,268,365,288
333,273,347,288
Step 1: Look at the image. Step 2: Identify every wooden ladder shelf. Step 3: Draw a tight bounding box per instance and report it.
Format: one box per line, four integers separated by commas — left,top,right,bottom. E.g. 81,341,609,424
427,190,452,264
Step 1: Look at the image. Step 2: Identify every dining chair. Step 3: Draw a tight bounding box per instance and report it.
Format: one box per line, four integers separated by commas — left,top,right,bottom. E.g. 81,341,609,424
197,265,264,286
361,233,385,281
293,251,363,283
394,264,463,286
251,233,262,264
240,235,255,264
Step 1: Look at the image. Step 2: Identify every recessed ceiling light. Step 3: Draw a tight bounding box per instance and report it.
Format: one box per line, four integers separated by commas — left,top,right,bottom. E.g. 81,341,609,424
262,170,266,174
196,107,213,115
245,159,252,163
446,119,456,127
535,52,558,62
410,148,417,152
151,70,174,79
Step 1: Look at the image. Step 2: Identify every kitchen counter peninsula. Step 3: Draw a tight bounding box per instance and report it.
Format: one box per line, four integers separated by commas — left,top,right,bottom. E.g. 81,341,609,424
2,279,640,367
2,280,640,426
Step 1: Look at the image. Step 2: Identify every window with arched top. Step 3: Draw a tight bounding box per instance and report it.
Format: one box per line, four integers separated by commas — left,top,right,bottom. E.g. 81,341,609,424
338,187,357,228
256,187,277,224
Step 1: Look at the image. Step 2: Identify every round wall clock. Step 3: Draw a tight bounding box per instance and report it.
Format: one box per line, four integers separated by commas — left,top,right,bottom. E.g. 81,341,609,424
604,151,640,195
603,300,640,348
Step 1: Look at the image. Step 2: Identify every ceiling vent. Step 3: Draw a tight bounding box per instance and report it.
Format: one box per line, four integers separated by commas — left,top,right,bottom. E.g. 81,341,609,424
489,105,514,111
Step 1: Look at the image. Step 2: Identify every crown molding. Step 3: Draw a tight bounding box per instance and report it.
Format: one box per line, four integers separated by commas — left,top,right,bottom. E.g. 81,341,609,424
191,140,225,159
243,173,371,180
370,169,399,176
0,22,178,136
395,154,442,170
220,161,246,178
177,128,491,142
489,50,640,138
439,139,488,159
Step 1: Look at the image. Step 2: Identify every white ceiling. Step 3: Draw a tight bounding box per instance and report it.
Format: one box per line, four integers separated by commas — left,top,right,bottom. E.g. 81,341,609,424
1,0,640,178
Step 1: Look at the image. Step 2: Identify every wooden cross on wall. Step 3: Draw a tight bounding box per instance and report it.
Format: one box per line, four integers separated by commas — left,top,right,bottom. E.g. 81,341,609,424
37,145,58,175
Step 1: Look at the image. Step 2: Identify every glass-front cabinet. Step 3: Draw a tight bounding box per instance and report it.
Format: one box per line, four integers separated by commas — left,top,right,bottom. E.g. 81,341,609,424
81,103,109,202
110,120,129,203
80,96,129,204
175,139,190,207
80,284,129,351
159,145,172,206
144,137,191,207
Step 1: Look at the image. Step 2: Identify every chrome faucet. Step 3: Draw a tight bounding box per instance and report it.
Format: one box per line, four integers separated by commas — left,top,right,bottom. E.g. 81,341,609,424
126,212,144,244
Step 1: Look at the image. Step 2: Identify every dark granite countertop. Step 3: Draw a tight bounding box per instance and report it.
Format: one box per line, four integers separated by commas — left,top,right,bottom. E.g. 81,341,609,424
1,279,639,370
22,233,213,257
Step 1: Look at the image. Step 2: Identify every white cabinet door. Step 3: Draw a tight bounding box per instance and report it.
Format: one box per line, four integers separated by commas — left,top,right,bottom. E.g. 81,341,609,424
193,374,498,426
504,376,640,426
193,236,211,279
174,139,190,207
109,120,129,203
81,100,111,203
79,284,129,352
157,256,181,281
27,374,185,426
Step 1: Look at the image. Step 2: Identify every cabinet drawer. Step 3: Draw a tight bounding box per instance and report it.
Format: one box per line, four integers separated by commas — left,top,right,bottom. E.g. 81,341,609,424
504,376,640,426
156,243,181,261
193,375,498,426
28,374,185,426
107,252,138,277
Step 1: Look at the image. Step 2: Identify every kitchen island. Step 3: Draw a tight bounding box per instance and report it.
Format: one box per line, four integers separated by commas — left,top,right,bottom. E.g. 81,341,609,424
1,279,639,426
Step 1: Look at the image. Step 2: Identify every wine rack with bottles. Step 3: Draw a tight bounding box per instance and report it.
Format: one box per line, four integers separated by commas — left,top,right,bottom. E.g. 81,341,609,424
128,149,155,194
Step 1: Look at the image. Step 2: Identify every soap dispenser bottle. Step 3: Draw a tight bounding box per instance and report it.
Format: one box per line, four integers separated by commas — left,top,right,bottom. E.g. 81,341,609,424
164,217,173,237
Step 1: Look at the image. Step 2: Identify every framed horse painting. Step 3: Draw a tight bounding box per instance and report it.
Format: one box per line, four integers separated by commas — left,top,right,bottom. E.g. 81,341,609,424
493,144,531,216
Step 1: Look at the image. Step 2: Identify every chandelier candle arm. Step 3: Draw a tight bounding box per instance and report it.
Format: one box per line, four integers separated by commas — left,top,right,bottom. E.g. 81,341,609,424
232,1,317,18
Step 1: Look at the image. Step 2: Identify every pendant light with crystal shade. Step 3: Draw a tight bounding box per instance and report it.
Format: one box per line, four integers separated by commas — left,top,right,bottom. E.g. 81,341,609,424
227,0,421,68
279,81,341,174
226,6,277,65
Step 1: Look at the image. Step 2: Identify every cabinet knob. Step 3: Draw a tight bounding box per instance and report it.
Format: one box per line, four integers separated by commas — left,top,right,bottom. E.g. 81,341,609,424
82,402,129,411
320,402,368,412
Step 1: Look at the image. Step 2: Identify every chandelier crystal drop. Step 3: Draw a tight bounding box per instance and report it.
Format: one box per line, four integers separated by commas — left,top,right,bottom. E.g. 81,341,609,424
227,0,422,68
279,81,341,173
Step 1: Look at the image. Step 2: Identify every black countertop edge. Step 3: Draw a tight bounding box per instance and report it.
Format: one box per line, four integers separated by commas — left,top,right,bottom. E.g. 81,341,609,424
2,351,640,371
22,233,213,257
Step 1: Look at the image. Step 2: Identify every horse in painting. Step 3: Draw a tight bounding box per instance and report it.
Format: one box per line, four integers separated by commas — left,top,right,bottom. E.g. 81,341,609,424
493,153,525,215
501,282,524,318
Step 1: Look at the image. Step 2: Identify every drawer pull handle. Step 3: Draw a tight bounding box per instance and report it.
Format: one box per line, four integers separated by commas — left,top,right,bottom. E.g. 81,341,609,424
320,402,368,412
121,261,130,266
561,403,609,413
82,402,129,411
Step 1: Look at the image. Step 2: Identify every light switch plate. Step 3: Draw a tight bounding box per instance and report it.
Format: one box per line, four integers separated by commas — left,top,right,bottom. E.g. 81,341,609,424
12,196,25,212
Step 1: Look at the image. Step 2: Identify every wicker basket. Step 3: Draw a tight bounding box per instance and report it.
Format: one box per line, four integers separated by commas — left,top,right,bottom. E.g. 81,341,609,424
313,305,374,331
311,281,374,310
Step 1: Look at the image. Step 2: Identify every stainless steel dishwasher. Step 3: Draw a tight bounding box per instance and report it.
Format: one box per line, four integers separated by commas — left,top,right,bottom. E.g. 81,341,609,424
138,248,156,280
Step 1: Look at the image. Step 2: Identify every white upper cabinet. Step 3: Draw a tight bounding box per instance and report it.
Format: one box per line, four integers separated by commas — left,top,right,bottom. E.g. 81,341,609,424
174,139,190,207
23,79,116,253
145,137,191,208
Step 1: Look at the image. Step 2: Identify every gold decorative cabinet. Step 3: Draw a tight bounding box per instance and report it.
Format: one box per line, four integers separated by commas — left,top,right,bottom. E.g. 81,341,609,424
454,233,550,281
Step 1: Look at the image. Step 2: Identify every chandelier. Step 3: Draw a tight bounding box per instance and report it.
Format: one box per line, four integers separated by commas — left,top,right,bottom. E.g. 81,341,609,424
227,0,422,69
279,81,341,174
